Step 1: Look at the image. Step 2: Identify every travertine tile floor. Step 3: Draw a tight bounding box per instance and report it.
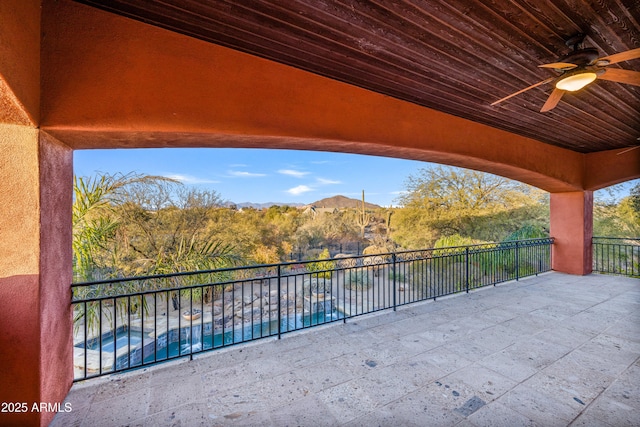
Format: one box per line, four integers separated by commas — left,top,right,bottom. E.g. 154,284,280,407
51,272,640,426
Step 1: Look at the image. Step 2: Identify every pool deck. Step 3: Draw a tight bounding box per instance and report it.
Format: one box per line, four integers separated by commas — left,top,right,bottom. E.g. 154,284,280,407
51,272,640,426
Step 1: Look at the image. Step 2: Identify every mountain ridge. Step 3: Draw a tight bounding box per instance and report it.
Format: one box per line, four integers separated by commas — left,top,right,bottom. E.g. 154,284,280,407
230,195,381,209
307,195,381,209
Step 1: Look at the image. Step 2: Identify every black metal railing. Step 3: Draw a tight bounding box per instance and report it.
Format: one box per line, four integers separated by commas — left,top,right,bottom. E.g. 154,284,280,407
71,237,553,381
592,237,640,277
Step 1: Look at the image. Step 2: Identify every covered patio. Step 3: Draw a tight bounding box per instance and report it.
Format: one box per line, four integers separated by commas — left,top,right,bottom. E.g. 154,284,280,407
51,272,640,426
1,1,639,425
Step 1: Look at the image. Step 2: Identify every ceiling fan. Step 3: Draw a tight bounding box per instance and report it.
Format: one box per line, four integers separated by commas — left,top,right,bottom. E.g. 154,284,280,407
491,34,640,112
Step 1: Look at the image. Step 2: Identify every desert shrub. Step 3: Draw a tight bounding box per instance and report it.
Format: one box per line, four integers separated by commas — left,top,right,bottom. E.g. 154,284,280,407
345,270,372,290
306,248,335,279
388,268,406,282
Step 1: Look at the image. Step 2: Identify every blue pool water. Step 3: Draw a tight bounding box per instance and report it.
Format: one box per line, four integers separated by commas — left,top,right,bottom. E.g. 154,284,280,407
86,331,142,351
145,310,338,363
78,310,338,372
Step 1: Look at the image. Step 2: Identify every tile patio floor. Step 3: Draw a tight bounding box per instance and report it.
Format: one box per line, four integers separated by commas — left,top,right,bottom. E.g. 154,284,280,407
51,272,640,426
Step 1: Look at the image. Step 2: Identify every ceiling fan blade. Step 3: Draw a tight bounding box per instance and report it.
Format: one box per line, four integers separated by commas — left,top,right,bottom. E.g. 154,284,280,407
598,68,640,86
491,77,555,106
617,145,640,155
598,47,640,65
538,62,577,70
540,88,565,112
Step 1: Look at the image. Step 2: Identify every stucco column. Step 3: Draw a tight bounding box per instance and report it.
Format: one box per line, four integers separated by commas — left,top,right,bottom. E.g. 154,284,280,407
0,125,73,426
550,191,594,275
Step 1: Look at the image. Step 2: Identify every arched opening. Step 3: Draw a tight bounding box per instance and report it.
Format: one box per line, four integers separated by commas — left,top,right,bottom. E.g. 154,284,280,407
70,146,557,382
2,0,638,423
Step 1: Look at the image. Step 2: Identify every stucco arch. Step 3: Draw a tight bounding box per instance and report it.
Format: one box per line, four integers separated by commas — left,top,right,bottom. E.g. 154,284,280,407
38,0,639,194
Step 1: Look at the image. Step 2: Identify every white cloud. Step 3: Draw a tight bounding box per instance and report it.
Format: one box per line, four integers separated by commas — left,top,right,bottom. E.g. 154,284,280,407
278,169,310,178
163,174,220,184
316,177,341,185
228,170,267,178
287,185,314,195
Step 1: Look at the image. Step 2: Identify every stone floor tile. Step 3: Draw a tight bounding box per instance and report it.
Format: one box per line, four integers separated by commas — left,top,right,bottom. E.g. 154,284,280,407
415,327,463,345
438,339,496,362
533,324,595,349
268,394,338,427
499,313,557,337
441,364,518,403
582,395,640,427
315,380,378,424
290,358,357,393
47,403,90,427
500,336,572,371
349,365,422,407
574,338,639,375
82,388,150,427
419,345,476,374
384,354,447,388
394,332,444,355
466,401,536,427
148,376,204,415
91,369,152,402
568,412,614,427
523,369,608,408
203,387,273,420
357,385,466,427
143,401,211,427
599,366,640,410
477,350,539,383
465,324,523,353
497,384,582,426
604,318,640,344
475,306,520,324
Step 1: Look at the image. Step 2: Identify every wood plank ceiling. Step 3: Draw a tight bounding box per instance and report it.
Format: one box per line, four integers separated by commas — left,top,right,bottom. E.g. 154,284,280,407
74,0,640,154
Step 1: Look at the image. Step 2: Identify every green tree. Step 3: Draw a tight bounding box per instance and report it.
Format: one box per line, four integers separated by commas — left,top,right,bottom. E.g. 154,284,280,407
629,182,640,217
594,195,640,237
393,165,548,247
72,173,153,281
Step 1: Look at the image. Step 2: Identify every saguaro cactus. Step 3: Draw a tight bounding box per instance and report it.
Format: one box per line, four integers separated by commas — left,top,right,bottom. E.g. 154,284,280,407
356,190,372,238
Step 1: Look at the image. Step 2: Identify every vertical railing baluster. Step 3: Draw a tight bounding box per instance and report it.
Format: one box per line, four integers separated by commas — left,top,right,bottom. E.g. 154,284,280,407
465,247,470,293
277,265,282,340
98,301,103,375
515,241,520,281
392,253,397,311
154,292,157,363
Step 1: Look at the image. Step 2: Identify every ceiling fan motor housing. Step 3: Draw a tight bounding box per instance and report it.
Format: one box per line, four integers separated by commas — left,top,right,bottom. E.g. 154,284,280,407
560,48,600,66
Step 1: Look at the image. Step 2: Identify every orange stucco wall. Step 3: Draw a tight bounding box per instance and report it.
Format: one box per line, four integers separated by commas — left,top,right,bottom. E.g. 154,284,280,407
38,132,74,426
0,0,40,125
550,192,594,275
39,0,595,194
584,149,640,191
0,125,43,426
0,125,73,426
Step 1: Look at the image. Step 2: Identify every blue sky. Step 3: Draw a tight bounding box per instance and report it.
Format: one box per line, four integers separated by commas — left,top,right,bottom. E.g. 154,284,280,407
74,148,431,207
74,148,637,207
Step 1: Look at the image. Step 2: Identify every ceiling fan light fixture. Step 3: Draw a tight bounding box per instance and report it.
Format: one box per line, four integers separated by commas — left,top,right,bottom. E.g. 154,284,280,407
555,71,597,91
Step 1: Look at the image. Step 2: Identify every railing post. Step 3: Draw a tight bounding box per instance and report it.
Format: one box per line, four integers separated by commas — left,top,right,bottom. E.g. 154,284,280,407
277,265,282,339
515,240,520,281
465,247,470,293
392,253,397,311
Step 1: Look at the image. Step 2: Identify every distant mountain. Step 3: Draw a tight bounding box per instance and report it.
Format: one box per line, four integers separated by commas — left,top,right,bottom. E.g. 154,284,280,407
232,201,305,209
309,195,381,209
